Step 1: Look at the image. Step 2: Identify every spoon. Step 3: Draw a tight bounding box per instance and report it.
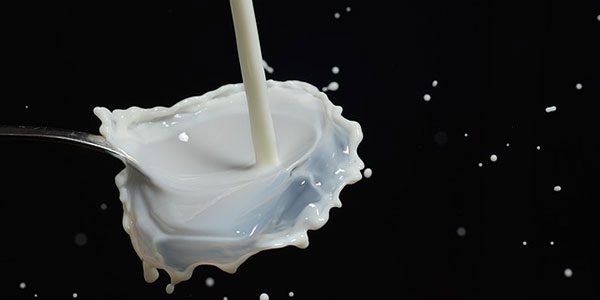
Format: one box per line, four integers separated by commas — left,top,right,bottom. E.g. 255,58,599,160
0,125,127,161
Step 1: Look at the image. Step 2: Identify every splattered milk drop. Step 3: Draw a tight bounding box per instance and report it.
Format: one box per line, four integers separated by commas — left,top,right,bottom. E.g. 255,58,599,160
205,277,215,287
261,59,274,74
553,185,562,192
564,268,573,278
490,154,498,162
363,168,372,178
260,293,270,300
423,94,431,101
322,81,339,91
178,132,189,142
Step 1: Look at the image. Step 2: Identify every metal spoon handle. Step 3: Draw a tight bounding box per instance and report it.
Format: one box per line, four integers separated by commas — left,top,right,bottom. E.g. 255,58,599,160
0,125,124,159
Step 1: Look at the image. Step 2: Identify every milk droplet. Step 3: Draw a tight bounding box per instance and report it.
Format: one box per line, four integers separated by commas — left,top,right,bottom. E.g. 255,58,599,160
564,268,573,278
432,80,438,87
545,106,557,113
334,12,340,19
260,293,270,300
464,133,468,137
100,203,108,210
597,14,600,21
506,143,510,147
34,294,38,298
490,154,497,162
72,293,78,298
363,168,372,178
346,7,351,12
166,284,175,294
536,146,541,150
478,162,483,167
575,83,582,90
289,291,295,297
550,241,555,245
261,59,274,74
25,105,29,109
205,277,215,287
74,233,88,246
178,132,189,142
223,297,228,300
322,81,339,91
457,227,466,237
19,282,26,289
423,94,431,101
553,185,562,192
331,66,340,74
522,241,527,246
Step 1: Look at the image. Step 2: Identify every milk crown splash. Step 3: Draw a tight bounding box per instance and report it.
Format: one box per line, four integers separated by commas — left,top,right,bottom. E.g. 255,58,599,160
94,80,364,293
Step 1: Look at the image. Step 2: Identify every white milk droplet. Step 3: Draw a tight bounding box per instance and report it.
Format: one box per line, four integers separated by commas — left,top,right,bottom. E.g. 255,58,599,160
457,227,466,237
553,185,562,192
550,241,555,245
564,268,573,278
363,168,372,178
205,277,215,287
506,143,510,147
261,59,274,74
331,66,340,74
597,14,600,21
478,162,483,167
25,105,29,109
34,294,38,298
334,12,340,19
346,7,351,12
19,282,26,289
575,83,582,90
178,132,189,142
545,106,557,113
432,80,438,87
166,284,175,294
522,241,527,246
423,94,431,101
289,291,295,297
72,293,78,298
322,81,339,91
490,154,497,162
464,133,468,137
536,146,541,150
224,297,228,300
100,203,108,210
260,293,270,300
74,233,88,246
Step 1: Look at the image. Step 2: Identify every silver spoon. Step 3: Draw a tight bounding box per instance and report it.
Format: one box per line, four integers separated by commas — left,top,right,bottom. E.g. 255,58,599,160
0,125,127,161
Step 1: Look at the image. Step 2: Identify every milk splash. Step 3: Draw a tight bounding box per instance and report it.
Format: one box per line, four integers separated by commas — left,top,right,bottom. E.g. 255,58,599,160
94,80,364,292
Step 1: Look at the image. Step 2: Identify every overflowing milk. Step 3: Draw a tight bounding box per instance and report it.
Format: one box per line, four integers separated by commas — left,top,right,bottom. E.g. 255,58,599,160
94,80,364,292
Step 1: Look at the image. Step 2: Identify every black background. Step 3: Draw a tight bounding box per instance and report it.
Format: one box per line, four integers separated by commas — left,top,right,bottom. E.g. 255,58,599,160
2,0,599,299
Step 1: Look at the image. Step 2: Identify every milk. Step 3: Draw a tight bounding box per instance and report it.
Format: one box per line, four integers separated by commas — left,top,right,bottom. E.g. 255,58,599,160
94,80,364,292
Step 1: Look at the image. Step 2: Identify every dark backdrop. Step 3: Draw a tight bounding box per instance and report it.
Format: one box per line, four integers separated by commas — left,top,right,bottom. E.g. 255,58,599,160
2,0,599,299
